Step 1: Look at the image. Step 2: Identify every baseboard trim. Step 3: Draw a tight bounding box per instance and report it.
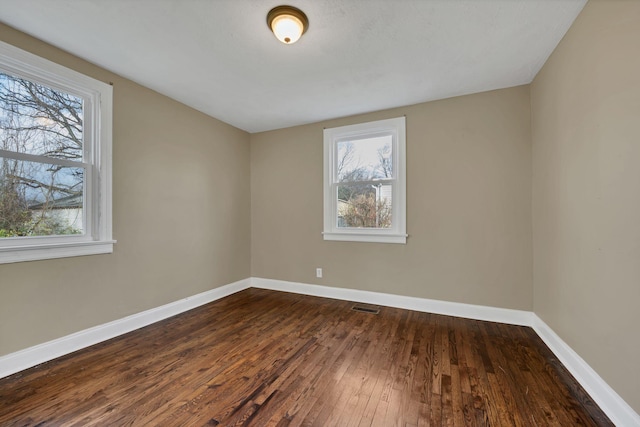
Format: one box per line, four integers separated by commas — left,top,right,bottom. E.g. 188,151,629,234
251,277,534,326
0,278,251,379
532,315,640,427
251,277,639,426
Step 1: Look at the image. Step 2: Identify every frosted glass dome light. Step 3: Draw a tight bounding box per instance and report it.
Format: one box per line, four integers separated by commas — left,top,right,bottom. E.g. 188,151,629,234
267,6,309,45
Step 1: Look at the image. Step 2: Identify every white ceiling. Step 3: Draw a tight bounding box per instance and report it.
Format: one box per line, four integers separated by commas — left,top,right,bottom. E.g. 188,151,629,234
0,0,586,133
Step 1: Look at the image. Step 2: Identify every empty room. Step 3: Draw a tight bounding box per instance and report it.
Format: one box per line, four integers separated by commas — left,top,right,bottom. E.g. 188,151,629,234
0,0,638,425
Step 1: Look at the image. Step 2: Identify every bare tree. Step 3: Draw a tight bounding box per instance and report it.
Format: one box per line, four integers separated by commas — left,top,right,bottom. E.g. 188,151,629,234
376,145,392,178
337,141,354,179
0,72,83,236
341,193,392,229
0,74,82,160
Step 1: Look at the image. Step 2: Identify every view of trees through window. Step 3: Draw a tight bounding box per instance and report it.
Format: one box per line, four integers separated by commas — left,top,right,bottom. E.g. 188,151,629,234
337,135,393,228
0,71,84,238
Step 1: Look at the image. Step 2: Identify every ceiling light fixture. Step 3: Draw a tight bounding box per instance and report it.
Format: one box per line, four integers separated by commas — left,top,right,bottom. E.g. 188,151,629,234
267,5,309,45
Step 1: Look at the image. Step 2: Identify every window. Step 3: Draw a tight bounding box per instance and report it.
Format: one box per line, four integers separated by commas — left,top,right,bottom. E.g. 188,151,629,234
0,41,113,263
323,117,406,244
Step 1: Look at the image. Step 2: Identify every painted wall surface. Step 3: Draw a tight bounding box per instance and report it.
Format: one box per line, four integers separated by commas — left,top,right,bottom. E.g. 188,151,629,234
0,24,252,356
531,0,640,413
251,86,532,310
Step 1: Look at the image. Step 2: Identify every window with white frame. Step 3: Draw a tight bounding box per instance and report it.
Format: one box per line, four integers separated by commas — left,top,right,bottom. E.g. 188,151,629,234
0,41,113,263
323,117,406,244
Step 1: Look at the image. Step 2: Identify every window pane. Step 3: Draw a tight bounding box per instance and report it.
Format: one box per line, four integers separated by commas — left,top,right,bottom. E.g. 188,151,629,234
337,182,392,229
337,135,392,182
0,72,83,161
0,157,83,237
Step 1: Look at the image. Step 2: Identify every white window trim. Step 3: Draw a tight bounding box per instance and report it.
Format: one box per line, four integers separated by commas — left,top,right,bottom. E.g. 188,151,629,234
323,116,407,244
0,41,114,264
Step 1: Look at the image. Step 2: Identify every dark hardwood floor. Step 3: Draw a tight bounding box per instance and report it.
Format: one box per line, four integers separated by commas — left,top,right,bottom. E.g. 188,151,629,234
0,288,612,426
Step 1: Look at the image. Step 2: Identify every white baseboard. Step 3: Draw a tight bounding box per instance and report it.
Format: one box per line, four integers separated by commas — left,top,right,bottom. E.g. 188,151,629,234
1,276,637,426
0,278,251,379
251,277,534,326
252,277,639,426
532,315,640,427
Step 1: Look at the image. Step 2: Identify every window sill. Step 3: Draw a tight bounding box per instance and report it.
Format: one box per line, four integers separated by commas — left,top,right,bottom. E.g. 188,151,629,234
323,232,407,244
0,240,116,264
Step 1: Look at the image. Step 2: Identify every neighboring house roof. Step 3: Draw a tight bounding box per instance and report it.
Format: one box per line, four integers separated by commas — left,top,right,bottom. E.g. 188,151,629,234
28,193,82,210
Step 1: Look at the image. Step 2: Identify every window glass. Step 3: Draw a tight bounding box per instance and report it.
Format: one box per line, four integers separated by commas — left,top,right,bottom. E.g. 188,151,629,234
1,72,86,237
336,135,393,229
0,72,83,160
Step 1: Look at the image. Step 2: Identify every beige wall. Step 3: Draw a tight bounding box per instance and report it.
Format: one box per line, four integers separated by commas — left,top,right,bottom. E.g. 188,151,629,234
0,24,252,356
532,0,640,413
251,86,532,310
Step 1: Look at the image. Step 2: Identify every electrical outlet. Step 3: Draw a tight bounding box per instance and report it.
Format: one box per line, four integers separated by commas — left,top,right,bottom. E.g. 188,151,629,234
316,268,323,278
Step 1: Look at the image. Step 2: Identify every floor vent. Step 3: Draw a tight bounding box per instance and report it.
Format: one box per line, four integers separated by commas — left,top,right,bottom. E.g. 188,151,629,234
351,306,380,314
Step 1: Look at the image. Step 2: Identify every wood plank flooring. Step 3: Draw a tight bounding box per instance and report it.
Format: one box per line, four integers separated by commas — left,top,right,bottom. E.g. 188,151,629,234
0,288,612,426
